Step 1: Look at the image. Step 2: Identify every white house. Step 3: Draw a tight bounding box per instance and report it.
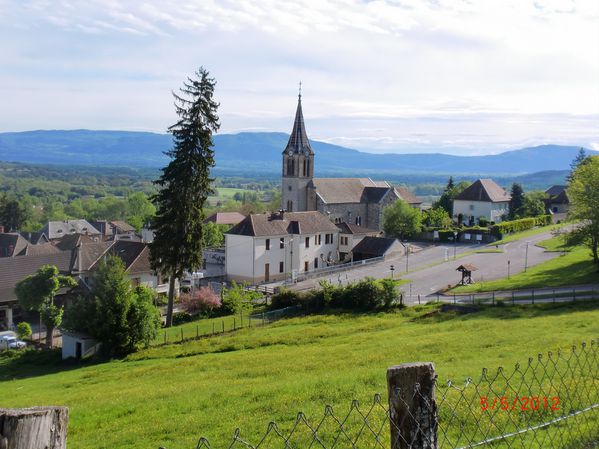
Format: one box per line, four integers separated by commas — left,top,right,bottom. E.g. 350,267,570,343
453,179,511,225
225,211,340,283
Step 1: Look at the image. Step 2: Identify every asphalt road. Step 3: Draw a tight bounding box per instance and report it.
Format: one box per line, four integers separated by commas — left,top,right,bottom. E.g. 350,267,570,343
283,228,566,301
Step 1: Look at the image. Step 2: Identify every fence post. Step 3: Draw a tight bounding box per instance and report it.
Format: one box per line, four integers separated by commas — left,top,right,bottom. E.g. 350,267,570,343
222,321,224,333
511,291,515,305
418,294,421,305
164,332,167,345
0,406,69,449
180,328,183,342
233,318,236,330
553,289,556,303
573,288,576,302
492,291,495,306
387,363,437,449
196,325,199,339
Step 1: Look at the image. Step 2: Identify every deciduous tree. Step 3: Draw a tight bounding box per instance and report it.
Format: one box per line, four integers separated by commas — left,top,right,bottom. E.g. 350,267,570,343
567,156,599,265
383,199,422,240
15,265,77,347
150,67,220,327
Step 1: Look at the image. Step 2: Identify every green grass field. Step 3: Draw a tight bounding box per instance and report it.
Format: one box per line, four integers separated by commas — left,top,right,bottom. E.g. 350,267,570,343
1,302,598,449
208,187,255,205
491,224,563,245
453,236,598,293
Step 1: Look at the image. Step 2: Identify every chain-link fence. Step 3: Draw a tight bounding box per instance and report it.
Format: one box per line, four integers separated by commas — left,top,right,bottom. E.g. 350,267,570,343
185,340,597,449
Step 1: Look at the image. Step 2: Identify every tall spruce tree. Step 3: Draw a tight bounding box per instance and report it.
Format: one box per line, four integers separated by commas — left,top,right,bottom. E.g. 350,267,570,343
509,183,524,219
150,67,220,327
567,148,588,183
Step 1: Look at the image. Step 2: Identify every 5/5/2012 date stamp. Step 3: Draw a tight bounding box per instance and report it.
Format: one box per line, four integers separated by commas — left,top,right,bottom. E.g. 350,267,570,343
480,396,560,412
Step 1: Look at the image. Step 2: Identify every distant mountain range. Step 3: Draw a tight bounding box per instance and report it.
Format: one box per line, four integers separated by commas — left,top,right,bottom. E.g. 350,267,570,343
0,130,595,177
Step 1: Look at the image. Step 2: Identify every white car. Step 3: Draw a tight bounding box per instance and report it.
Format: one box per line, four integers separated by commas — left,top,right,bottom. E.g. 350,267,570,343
1,336,27,350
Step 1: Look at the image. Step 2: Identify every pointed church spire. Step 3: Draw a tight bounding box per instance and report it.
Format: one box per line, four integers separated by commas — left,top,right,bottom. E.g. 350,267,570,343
283,86,313,155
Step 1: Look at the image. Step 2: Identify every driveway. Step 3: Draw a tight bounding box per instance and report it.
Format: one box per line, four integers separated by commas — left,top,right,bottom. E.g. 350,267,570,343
279,228,564,302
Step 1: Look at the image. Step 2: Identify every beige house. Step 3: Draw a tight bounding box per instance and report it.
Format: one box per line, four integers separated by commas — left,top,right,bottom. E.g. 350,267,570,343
225,211,340,284
453,179,511,225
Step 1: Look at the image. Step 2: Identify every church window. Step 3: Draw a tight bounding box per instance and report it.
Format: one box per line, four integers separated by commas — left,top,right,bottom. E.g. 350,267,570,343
288,185,292,191
306,160,310,176
302,160,307,176
287,200,293,212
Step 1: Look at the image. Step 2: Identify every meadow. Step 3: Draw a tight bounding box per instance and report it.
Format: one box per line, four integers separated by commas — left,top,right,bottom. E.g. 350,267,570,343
1,302,598,449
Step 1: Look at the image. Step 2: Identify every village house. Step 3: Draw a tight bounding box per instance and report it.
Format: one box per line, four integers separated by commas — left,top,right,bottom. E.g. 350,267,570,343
452,179,511,225
336,222,381,262
544,185,570,215
225,211,340,283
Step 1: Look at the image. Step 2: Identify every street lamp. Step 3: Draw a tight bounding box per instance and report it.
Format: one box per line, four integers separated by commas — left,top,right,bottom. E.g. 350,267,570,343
507,260,511,279
390,264,395,279
405,244,410,273
524,241,530,272
453,231,458,259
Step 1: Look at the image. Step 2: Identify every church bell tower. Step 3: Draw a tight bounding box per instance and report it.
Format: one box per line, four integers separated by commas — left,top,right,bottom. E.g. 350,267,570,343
281,88,314,212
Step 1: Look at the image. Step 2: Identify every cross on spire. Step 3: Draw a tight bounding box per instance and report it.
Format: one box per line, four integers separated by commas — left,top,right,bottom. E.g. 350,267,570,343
298,81,302,98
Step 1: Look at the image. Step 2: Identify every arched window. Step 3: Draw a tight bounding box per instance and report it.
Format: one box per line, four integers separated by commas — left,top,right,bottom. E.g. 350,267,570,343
287,200,293,212
306,159,310,177
302,160,307,176
287,158,294,176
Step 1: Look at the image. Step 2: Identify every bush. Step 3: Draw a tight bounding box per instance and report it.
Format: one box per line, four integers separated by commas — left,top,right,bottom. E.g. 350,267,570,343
478,217,489,227
270,289,300,309
180,287,221,315
222,281,260,315
172,312,194,326
16,322,32,340
490,215,551,239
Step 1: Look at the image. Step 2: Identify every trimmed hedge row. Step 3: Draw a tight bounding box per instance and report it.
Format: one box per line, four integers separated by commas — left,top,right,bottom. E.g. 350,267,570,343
491,215,551,238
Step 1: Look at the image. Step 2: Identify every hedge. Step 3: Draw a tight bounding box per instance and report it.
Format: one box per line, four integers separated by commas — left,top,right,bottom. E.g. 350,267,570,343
491,215,551,238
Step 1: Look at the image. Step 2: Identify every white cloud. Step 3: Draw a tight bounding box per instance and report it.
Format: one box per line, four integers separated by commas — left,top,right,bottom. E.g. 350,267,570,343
0,0,597,154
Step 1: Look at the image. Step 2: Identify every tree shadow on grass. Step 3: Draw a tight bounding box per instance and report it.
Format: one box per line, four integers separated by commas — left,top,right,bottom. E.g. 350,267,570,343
0,347,111,381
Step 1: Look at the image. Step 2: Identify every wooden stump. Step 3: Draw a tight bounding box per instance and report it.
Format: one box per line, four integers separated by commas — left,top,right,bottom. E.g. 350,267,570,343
0,407,68,449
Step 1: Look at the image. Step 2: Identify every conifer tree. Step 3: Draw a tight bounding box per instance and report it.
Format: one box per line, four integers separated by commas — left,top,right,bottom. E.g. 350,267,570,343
150,67,220,327
567,148,588,183
509,183,524,219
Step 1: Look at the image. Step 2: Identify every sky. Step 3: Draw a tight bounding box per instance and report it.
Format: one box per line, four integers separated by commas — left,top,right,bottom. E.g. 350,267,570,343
1,0,598,155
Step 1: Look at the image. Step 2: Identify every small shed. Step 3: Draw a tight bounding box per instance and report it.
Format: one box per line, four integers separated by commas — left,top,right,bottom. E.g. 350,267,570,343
61,331,101,360
456,263,478,285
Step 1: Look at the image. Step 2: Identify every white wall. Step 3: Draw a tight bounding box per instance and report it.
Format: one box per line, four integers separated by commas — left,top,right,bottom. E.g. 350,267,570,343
453,200,509,224
62,334,100,359
225,234,256,283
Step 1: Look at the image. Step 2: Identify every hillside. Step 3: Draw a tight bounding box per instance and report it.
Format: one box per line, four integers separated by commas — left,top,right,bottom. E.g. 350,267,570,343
1,302,598,449
0,130,595,176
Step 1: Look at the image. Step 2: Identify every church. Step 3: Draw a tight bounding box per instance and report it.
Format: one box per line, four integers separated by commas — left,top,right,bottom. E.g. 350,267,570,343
280,93,421,231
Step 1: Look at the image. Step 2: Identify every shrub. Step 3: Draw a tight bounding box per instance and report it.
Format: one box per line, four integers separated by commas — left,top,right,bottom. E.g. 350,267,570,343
16,322,32,340
491,217,536,238
478,217,489,227
180,287,221,315
270,289,300,309
379,279,398,308
172,312,194,326
222,281,260,315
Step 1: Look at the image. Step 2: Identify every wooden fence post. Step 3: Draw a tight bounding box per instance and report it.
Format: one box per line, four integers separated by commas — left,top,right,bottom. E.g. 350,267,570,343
387,363,437,449
0,407,68,449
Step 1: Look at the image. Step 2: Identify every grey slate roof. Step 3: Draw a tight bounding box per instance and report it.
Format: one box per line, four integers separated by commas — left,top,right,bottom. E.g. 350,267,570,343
283,95,313,156
40,220,101,240
455,179,511,203
310,178,390,204
351,236,399,257
336,222,380,235
227,211,339,237
545,185,567,197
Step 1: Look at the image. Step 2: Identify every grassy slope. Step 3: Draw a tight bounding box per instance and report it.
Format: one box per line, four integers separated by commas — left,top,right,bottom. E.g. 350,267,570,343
453,235,598,293
491,224,563,245
1,303,598,449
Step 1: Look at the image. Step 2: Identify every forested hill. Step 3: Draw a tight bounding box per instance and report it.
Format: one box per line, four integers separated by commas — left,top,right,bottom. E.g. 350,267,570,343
0,130,595,176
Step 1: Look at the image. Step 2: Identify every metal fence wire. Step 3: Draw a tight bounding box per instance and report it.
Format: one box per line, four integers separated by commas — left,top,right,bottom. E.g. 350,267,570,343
190,340,598,449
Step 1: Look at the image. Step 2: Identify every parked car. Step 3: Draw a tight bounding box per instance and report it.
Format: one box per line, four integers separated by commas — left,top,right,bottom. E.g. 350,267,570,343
0,335,27,350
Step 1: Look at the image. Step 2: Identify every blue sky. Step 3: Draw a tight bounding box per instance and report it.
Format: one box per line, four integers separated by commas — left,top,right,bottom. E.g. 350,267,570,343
1,0,597,155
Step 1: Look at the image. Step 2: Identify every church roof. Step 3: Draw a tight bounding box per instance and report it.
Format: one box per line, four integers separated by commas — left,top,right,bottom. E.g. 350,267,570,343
283,95,313,156
455,179,511,203
310,178,390,204
394,187,421,205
